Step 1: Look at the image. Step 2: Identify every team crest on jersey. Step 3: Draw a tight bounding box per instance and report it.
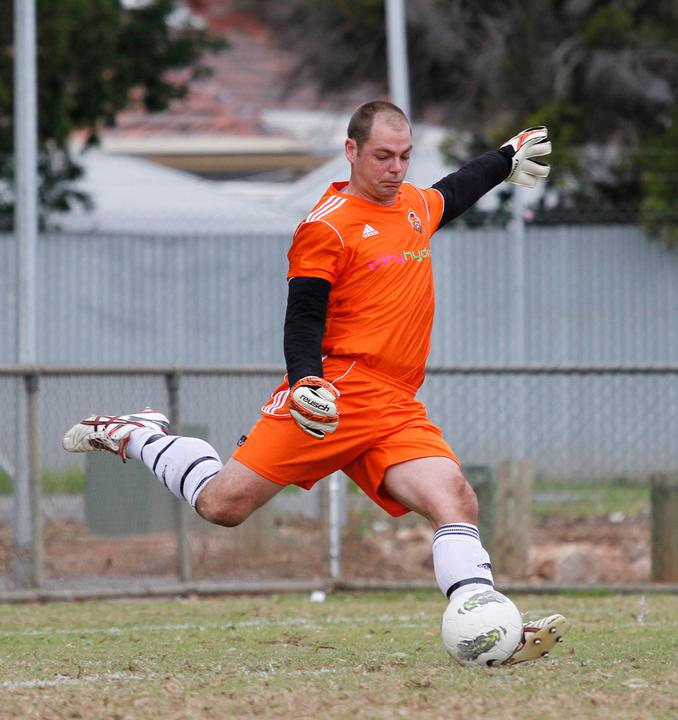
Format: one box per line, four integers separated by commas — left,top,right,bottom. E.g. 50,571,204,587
408,210,423,233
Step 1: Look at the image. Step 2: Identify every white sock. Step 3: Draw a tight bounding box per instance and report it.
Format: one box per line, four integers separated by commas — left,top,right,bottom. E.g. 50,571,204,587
125,428,222,508
432,523,495,601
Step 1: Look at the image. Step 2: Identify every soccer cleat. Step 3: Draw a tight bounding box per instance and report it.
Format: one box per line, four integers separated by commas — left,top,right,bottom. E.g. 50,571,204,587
62,408,170,463
503,614,570,665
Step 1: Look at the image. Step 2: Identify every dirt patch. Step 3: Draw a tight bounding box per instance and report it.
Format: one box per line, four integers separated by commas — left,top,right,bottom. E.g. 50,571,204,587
0,512,652,586
530,513,651,583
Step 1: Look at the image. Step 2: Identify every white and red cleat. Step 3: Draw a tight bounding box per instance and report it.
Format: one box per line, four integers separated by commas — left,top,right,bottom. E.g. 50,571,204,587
62,408,169,462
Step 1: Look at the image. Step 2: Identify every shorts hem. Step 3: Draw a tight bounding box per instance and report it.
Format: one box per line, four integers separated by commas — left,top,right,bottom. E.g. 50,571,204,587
232,449,295,488
383,451,460,472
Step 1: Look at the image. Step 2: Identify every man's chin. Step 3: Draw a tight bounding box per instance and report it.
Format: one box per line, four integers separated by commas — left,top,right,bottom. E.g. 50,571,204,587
377,184,401,201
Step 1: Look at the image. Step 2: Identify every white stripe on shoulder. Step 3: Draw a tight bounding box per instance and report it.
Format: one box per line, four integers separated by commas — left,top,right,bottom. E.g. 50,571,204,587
307,195,346,222
405,182,431,222
306,196,338,221
307,195,346,220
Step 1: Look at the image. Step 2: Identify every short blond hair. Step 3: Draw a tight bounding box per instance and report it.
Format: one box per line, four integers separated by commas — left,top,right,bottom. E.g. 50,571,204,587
347,101,411,149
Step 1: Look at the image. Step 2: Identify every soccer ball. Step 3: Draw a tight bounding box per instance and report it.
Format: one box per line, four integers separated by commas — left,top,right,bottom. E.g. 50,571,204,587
441,589,523,667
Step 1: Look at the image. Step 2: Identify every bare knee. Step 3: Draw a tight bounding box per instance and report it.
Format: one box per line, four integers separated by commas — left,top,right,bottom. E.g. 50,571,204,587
195,482,253,527
193,460,281,527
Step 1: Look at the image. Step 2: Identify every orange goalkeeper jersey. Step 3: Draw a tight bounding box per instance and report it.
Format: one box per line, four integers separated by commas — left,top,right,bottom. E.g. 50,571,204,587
287,181,445,392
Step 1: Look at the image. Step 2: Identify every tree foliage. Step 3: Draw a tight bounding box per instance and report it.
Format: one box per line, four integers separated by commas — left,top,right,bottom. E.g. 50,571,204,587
0,0,222,230
257,0,678,240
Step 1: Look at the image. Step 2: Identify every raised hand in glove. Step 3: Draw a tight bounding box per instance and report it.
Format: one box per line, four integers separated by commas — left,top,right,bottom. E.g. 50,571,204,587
502,126,551,187
289,376,339,439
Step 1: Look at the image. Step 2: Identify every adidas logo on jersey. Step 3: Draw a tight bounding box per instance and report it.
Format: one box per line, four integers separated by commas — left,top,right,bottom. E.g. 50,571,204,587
362,224,379,238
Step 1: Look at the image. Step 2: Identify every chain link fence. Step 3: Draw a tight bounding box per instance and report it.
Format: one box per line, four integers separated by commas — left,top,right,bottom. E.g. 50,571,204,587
1,365,675,595
2,218,677,594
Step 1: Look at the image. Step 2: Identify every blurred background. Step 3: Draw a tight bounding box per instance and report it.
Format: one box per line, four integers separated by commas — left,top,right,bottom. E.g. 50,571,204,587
0,0,676,595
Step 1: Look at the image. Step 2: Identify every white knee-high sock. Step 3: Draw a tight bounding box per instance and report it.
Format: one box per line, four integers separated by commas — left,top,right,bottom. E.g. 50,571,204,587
432,523,495,601
125,428,222,508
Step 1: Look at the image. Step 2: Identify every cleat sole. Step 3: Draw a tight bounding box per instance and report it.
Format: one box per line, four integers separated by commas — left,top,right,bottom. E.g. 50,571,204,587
504,614,570,666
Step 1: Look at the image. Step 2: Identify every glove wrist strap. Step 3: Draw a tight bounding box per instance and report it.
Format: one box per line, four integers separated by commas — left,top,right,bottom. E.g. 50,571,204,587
290,376,339,398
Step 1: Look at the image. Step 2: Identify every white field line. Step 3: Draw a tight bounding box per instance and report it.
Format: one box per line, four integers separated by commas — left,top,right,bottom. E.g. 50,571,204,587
0,612,432,640
244,667,338,679
0,666,345,690
0,672,146,689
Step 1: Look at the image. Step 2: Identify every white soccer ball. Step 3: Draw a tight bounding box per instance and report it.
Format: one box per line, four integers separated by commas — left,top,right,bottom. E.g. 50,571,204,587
441,589,523,667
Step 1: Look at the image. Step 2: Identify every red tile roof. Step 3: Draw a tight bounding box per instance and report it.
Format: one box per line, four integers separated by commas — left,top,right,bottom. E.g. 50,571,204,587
106,1,379,141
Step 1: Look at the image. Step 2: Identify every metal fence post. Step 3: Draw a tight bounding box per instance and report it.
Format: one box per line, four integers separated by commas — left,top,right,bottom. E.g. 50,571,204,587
27,371,43,587
13,370,42,588
328,472,342,580
385,0,410,117
166,371,191,583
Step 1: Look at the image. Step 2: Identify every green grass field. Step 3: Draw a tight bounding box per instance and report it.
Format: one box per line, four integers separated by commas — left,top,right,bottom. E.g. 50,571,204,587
0,591,676,719
532,479,649,519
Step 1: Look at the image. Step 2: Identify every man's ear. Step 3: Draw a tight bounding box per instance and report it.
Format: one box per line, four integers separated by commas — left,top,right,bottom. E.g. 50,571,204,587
345,137,358,163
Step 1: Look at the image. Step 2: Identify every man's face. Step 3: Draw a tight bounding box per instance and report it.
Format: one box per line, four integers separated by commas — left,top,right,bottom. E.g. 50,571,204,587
345,114,412,204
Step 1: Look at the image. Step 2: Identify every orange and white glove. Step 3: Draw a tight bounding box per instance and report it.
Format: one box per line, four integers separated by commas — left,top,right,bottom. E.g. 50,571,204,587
289,376,339,439
502,126,551,187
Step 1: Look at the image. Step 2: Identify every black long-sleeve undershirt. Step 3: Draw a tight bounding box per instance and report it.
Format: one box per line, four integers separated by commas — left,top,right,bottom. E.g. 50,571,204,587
284,276,330,386
283,146,514,384
432,147,514,228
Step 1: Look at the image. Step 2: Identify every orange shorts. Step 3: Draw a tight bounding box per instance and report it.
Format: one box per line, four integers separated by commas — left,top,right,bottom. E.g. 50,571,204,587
232,357,459,517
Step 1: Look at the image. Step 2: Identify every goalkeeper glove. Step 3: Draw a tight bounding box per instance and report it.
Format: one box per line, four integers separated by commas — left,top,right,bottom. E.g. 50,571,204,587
289,376,339,439
502,126,551,187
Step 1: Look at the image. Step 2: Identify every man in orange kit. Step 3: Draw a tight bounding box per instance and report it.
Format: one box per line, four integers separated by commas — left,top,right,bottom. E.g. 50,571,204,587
63,101,568,665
